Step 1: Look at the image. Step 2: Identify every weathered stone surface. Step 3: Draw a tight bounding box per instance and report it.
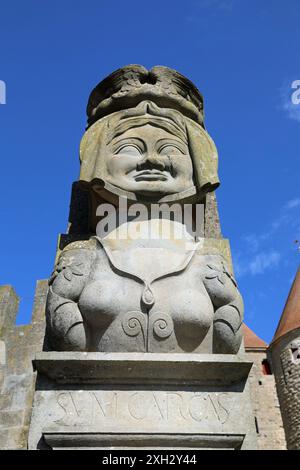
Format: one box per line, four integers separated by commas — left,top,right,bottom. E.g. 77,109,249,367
33,352,252,385
42,432,245,450
204,192,222,239
0,410,24,427
0,280,47,449
269,328,300,450
0,286,19,336
0,393,12,410
42,66,244,358
83,65,219,202
68,182,91,235
0,341,5,366
46,230,243,354
247,351,286,450
87,65,205,128
31,65,256,450
28,352,257,450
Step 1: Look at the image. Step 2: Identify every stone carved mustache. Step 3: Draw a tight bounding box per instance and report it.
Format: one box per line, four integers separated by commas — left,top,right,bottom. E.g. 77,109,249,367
135,155,174,175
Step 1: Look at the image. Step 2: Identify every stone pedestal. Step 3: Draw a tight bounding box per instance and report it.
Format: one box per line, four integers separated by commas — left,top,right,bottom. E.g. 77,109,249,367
28,353,257,449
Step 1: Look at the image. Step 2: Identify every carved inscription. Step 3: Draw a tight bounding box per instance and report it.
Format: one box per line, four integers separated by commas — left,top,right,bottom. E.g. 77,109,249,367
54,390,230,427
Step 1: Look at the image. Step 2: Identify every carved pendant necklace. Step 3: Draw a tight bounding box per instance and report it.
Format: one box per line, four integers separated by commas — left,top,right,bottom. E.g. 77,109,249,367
97,236,199,310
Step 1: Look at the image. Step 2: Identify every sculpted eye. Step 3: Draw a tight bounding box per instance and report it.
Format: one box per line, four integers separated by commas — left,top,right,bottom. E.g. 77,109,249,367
159,145,185,156
115,145,142,156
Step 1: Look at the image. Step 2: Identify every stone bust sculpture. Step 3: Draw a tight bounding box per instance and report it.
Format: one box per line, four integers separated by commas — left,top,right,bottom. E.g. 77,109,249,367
45,65,243,354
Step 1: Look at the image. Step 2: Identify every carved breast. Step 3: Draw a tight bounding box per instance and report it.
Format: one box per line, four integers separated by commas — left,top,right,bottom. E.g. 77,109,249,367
78,246,214,353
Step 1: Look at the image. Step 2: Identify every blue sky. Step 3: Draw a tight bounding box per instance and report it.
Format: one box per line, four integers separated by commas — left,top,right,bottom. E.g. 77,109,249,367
0,0,299,343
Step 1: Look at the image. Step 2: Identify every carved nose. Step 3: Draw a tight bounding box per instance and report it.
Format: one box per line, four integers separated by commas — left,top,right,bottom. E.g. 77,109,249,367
137,153,165,171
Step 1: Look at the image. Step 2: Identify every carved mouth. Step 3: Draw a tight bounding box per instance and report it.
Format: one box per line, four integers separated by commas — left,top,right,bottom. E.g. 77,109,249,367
134,171,169,182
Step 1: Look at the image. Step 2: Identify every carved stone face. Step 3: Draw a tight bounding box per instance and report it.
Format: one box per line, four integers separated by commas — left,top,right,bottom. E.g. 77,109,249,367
105,123,194,196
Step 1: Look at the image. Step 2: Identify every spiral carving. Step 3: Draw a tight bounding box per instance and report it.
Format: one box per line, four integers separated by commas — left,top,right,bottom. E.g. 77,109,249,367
151,311,173,339
122,311,146,338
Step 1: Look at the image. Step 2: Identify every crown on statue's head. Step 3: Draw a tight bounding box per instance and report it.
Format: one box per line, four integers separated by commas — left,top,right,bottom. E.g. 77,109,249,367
86,65,205,128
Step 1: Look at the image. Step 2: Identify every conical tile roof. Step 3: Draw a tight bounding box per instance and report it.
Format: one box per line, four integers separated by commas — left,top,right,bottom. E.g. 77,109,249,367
243,323,268,349
271,267,300,345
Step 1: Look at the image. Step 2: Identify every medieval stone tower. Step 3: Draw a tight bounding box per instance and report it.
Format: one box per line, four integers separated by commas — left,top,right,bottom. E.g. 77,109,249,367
268,268,300,450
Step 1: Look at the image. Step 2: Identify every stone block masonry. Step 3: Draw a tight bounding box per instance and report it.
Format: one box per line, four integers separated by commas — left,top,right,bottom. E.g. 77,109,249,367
0,281,47,449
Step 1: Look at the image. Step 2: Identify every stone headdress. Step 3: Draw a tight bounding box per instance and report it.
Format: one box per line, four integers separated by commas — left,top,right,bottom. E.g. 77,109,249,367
79,65,220,202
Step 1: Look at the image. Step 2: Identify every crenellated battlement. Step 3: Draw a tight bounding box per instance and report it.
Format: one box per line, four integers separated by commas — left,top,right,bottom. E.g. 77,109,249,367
0,286,20,337
0,281,47,449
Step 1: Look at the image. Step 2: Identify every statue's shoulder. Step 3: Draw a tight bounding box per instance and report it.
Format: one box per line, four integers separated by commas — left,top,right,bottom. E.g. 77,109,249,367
50,238,101,287
194,252,236,285
195,252,227,269
61,237,100,253
54,238,101,271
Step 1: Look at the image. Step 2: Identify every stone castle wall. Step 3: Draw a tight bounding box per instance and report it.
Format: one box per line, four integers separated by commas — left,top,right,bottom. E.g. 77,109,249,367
246,350,286,450
0,282,47,449
269,329,300,450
